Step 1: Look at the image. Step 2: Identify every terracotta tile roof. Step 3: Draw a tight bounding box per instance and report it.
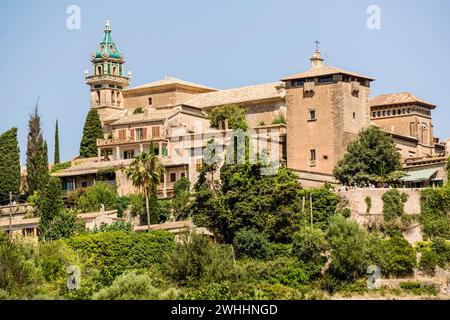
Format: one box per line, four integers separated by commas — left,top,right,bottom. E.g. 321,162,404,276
52,157,189,178
110,108,180,125
182,82,285,109
281,65,374,81
370,92,436,108
125,76,217,92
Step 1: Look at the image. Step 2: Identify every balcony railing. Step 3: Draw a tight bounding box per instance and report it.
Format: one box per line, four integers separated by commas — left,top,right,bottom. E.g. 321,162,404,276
85,74,130,86
97,136,167,147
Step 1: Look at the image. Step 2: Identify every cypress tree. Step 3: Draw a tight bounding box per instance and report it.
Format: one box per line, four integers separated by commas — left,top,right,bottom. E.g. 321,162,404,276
37,176,64,241
54,119,60,164
26,105,49,195
80,109,104,158
0,128,21,203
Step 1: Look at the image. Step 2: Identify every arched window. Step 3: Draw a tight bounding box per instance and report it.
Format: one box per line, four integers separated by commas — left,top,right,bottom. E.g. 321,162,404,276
97,65,102,75
112,66,117,75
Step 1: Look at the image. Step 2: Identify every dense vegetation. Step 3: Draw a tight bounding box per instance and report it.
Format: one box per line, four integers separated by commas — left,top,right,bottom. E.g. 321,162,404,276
79,109,104,158
333,126,403,186
0,128,21,202
26,106,50,194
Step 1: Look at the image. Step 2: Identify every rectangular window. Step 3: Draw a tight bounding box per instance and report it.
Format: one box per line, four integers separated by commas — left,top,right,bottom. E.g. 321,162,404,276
66,179,76,191
372,112,376,118
292,79,304,87
170,173,177,182
309,110,316,121
318,76,332,83
135,128,143,140
310,149,316,161
148,97,153,106
352,112,356,119
124,150,134,159
81,181,88,188
181,172,186,178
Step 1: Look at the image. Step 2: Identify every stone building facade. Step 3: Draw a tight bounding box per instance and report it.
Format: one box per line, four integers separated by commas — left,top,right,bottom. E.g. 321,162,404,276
52,21,448,194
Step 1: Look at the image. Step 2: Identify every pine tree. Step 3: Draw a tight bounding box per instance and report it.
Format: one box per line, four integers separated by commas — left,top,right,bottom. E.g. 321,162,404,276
54,119,60,164
79,109,104,158
26,104,49,194
0,128,21,203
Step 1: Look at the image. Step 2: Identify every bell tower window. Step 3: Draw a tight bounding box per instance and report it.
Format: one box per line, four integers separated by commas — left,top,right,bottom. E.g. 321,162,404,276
97,66,102,75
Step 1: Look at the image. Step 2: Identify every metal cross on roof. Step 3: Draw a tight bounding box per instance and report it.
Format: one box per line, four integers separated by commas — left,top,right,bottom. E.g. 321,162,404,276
314,41,320,51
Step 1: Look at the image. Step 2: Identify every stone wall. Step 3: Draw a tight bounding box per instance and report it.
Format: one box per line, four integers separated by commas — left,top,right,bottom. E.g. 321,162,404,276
340,188,423,243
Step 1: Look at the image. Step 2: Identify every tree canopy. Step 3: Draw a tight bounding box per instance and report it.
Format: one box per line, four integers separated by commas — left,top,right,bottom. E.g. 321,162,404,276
26,106,49,194
333,126,403,186
209,104,248,130
0,128,21,201
79,109,104,158
54,120,60,164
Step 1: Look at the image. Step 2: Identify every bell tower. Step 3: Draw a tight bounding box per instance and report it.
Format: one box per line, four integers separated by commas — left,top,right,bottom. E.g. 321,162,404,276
85,20,131,121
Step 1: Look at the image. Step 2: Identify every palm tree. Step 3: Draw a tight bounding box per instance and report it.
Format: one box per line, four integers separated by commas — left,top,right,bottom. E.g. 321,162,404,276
125,150,165,230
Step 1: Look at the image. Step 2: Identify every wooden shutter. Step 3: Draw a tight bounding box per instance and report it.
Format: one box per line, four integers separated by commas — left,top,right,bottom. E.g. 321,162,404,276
130,129,135,141
152,126,160,138
118,129,126,141
142,128,147,140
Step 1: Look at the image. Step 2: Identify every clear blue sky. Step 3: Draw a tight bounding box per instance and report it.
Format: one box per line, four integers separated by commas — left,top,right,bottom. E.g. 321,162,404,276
1,0,449,165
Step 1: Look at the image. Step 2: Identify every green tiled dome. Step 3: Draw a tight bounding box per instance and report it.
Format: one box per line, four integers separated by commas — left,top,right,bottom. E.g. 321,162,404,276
93,20,123,60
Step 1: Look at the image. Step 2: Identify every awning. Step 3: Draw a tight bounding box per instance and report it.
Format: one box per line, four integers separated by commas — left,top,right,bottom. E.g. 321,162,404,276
399,168,438,182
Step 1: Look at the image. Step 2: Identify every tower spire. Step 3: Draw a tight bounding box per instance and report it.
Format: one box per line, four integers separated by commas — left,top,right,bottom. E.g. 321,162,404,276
104,19,111,32
310,41,324,69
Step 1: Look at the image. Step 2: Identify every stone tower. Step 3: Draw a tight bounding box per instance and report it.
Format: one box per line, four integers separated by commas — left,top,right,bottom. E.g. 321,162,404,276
281,49,374,186
85,20,131,122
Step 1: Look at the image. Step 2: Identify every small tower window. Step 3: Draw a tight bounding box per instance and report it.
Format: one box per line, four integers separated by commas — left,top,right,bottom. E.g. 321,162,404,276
112,66,117,75
309,109,316,121
352,112,356,119
96,91,101,105
310,149,316,161
148,97,153,106
97,66,102,75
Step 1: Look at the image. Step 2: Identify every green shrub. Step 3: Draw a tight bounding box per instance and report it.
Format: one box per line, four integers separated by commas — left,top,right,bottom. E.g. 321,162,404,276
233,229,272,259
400,281,438,296
325,215,370,281
420,186,450,239
115,196,131,217
292,227,328,266
133,107,144,114
94,221,133,233
271,115,286,125
419,249,438,276
431,237,450,267
270,243,292,257
382,189,408,221
376,234,416,277
76,182,118,213
93,271,178,300
164,233,235,286
50,161,71,173
365,196,372,214
237,257,309,288
65,230,175,285
0,232,42,298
